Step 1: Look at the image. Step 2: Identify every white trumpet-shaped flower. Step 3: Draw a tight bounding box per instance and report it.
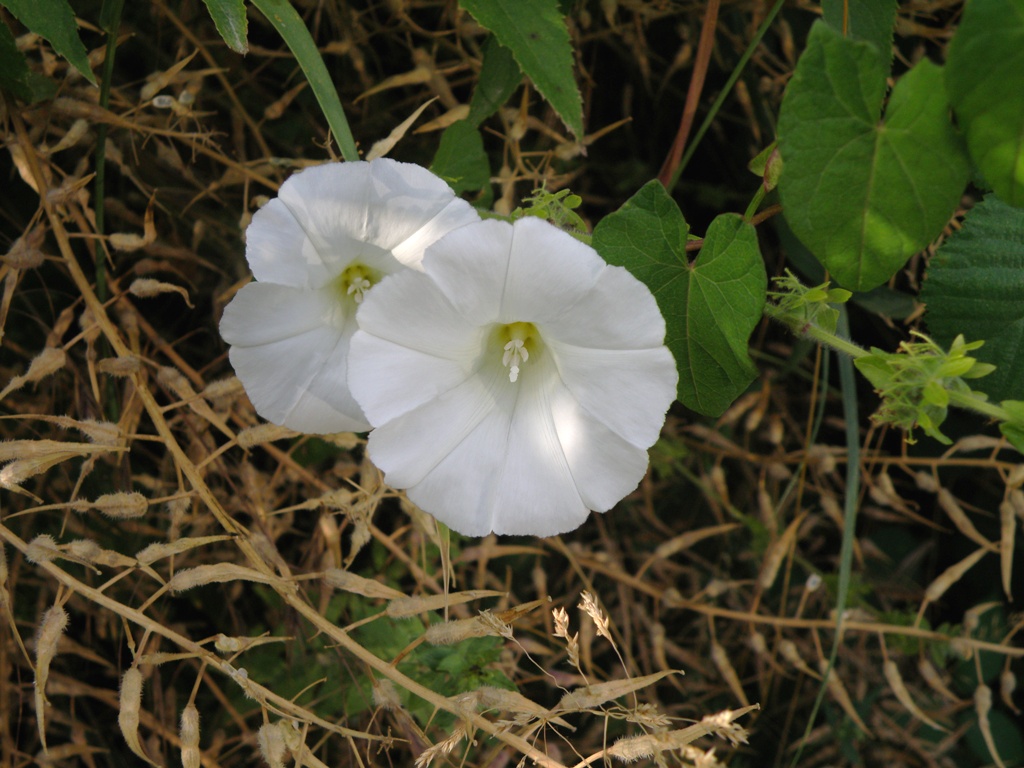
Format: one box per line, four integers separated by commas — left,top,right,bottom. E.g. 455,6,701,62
349,217,678,537
219,159,479,433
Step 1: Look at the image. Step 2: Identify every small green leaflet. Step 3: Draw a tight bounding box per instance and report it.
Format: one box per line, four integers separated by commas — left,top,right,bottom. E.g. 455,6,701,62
945,0,1024,207
467,37,522,127
0,20,34,101
458,0,583,139
1,0,96,84
432,121,489,193
923,195,1024,403
593,181,766,416
777,20,968,292
201,0,249,54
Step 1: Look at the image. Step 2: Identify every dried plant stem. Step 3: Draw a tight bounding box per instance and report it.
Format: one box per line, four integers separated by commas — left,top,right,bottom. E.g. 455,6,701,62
9,109,570,768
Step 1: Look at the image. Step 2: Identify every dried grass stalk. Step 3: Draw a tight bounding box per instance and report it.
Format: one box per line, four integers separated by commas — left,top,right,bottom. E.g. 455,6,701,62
607,706,756,762
556,670,678,712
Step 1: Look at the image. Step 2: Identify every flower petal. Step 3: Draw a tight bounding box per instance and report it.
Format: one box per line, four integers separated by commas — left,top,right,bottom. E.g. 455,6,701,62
366,362,591,537
541,264,669,349
245,159,478,288
547,341,677,447
499,217,605,322
221,282,369,433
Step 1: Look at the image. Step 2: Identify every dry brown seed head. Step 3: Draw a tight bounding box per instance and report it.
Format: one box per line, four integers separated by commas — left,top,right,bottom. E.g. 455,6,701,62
96,356,143,377
180,704,200,768
93,491,148,519
257,723,288,768
371,678,401,711
26,535,60,563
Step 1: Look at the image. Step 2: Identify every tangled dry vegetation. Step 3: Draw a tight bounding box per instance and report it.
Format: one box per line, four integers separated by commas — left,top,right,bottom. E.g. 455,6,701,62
1,1,1022,767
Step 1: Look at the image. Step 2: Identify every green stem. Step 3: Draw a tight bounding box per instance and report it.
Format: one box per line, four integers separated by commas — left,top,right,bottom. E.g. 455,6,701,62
250,0,359,161
764,302,868,359
946,389,1010,422
743,184,767,221
94,0,125,302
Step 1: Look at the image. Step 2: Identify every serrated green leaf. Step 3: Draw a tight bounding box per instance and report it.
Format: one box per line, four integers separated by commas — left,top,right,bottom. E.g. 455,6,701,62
923,195,1024,402
821,0,898,59
945,0,1024,206
0,20,33,101
468,37,521,127
593,181,766,416
1,0,96,84
777,21,969,291
431,121,489,193
201,0,249,54
249,0,358,161
458,0,582,139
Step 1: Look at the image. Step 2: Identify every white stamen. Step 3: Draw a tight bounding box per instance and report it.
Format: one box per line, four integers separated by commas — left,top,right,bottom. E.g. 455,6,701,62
503,339,529,383
346,277,372,303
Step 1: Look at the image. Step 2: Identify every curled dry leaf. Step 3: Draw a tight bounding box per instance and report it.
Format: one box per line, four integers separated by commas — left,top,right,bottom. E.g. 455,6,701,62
999,500,1015,600
386,590,504,619
135,535,233,566
129,278,194,308
118,667,160,767
924,548,988,603
323,569,406,600
92,491,148,519
0,347,66,402
34,605,69,751
883,659,946,731
168,563,287,592
974,685,1007,768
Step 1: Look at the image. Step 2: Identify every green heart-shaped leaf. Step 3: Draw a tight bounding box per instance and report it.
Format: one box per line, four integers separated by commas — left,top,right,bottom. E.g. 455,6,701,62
777,20,969,291
945,0,1024,207
593,181,766,416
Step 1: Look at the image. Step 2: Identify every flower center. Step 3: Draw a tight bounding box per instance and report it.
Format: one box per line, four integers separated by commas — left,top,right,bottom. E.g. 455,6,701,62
499,322,537,383
334,263,380,305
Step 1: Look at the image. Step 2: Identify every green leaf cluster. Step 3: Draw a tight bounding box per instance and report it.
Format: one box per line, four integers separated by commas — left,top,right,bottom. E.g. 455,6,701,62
768,270,852,335
854,333,996,444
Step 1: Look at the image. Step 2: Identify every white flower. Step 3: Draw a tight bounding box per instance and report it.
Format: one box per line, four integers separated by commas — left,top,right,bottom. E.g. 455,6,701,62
219,159,479,433
349,217,678,537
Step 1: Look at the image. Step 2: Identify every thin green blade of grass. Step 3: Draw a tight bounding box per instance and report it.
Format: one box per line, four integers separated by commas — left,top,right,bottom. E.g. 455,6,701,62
250,0,359,162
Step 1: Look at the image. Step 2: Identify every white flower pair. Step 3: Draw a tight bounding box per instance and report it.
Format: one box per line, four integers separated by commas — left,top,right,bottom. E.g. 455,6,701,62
220,159,677,537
